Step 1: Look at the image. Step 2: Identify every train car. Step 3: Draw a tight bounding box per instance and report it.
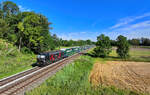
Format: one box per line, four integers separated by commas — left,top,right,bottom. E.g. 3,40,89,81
60,48,74,57
36,50,64,66
36,45,94,67
75,47,80,53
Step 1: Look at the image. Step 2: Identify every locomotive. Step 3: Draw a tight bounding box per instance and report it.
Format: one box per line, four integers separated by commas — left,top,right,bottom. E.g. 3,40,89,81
36,45,94,66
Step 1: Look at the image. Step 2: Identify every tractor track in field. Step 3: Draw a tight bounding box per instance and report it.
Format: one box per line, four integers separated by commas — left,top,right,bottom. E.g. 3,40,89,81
0,50,87,95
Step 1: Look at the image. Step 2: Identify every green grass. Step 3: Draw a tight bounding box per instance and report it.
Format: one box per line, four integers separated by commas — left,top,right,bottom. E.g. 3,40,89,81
88,47,150,62
0,39,36,79
0,54,36,79
26,56,141,95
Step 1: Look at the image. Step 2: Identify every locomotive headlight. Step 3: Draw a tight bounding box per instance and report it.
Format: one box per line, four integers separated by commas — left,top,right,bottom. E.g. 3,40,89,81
40,55,45,58
37,55,45,59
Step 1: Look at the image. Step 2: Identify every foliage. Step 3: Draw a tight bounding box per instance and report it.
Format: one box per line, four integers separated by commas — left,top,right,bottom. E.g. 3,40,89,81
111,40,117,46
128,38,140,46
2,1,19,19
0,1,55,54
128,38,150,46
0,1,93,54
0,19,9,38
93,34,112,58
117,35,130,59
88,46,150,62
0,39,36,79
60,39,95,47
52,34,61,49
141,38,150,46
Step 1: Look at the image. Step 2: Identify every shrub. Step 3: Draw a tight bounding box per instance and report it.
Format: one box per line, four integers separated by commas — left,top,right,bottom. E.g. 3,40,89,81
116,35,130,59
21,47,33,54
0,39,19,57
93,34,112,58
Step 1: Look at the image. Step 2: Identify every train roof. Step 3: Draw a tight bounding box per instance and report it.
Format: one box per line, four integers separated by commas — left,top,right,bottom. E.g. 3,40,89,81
40,50,63,55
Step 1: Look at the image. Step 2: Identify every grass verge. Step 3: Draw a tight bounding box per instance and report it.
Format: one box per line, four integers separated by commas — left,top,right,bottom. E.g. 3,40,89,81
0,54,36,79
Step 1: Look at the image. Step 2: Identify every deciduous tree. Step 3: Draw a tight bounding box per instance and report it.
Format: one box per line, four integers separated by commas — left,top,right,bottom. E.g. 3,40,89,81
93,34,112,58
116,35,130,59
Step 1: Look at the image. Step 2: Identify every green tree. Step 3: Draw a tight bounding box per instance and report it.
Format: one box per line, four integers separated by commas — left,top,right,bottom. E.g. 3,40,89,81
17,22,24,51
86,39,92,45
52,34,60,49
2,1,19,17
22,14,44,53
0,1,55,54
116,35,130,59
0,19,9,38
128,39,140,46
141,38,150,46
0,4,3,19
93,34,112,58
0,1,20,43
111,40,117,46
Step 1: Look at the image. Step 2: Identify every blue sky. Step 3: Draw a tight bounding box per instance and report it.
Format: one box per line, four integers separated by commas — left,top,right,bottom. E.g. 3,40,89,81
7,0,150,41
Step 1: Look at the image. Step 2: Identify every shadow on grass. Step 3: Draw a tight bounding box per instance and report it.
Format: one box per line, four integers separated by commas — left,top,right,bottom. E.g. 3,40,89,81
83,52,95,57
84,52,150,62
83,52,120,60
31,63,37,67
140,56,150,59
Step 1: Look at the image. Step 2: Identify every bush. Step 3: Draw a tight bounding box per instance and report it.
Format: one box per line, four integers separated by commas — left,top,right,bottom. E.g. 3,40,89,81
116,35,130,59
0,39,19,57
93,34,112,58
21,47,33,54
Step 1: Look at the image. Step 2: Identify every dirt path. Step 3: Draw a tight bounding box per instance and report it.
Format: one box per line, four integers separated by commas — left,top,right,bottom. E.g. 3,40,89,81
89,61,150,93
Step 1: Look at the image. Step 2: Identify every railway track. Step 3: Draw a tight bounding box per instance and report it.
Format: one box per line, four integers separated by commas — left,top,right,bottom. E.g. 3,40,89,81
0,67,40,87
0,52,83,95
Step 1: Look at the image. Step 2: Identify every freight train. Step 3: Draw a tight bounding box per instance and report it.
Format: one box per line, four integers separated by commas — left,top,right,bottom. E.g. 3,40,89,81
36,45,94,66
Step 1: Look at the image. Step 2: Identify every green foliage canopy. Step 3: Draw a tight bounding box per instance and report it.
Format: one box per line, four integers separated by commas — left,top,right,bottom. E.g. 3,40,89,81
93,34,112,58
116,35,130,59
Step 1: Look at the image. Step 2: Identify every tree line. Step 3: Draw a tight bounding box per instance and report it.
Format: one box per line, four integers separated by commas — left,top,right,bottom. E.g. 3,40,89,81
94,34,150,59
0,1,93,54
111,38,150,46
128,38,150,46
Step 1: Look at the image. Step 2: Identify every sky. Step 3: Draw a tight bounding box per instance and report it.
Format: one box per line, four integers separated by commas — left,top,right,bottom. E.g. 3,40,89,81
5,0,150,41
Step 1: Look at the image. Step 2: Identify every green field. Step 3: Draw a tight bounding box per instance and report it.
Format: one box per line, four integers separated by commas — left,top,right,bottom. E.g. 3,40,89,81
26,56,141,95
89,47,150,62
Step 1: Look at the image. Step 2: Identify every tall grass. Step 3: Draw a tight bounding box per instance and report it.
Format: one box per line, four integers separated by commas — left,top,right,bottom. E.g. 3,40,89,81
26,56,140,95
0,39,36,79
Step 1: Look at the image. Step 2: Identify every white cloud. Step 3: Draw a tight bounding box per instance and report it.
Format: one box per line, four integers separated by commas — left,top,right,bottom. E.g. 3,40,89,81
54,13,150,41
103,20,150,40
110,12,150,29
57,31,98,41
19,5,31,12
